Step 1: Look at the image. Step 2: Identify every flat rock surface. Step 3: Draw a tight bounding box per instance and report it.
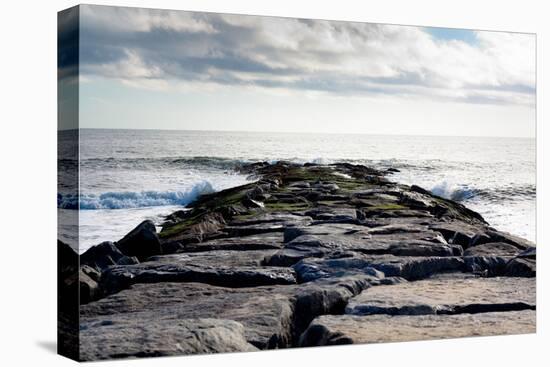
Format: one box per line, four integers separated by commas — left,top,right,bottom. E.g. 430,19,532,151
300,310,536,346
81,282,297,350
294,254,465,281
81,275,375,353
346,276,535,315
80,318,257,360
176,233,284,252
464,242,522,257
101,250,296,293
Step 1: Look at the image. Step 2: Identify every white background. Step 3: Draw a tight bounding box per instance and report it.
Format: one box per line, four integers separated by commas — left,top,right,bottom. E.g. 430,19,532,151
0,0,547,365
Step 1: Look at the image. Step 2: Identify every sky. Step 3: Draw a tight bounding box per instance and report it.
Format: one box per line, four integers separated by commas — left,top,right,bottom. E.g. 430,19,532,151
61,5,536,137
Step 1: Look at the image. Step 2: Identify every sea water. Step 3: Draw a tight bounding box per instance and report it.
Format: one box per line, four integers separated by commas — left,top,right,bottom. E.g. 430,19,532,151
58,129,536,253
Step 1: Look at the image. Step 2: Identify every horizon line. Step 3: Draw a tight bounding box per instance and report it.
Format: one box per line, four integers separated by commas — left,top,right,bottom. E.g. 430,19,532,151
64,127,536,139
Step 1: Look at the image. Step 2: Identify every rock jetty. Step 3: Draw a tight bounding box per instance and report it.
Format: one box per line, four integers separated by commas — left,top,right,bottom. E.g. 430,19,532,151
63,161,536,360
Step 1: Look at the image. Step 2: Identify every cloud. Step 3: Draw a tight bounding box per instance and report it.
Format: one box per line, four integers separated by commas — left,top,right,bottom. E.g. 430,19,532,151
73,5,535,106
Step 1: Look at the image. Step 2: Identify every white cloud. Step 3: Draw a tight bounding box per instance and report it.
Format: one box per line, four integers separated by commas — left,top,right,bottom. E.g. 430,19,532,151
82,5,217,34
77,5,535,107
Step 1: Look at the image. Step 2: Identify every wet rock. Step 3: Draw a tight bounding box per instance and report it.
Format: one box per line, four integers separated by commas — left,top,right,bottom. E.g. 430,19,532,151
429,221,483,247
471,229,535,250
464,242,523,257
116,220,162,261
283,223,368,243
388,241,462,257
305,208,356,222
81,241,125,271
160,212,227,245
518,247,536,259
115,256,139,266
225,223,286,237
345,276,535,315
230,213,312,227
312,182,340,193
80,265,101,304
299,310,535,346
360,255,465,280
315,194,350,202
242,197,265,208
464,256,511,276
289,181,310,189
505,257,536,277
367,223,426,235
406,186,486,224
159,240,185,254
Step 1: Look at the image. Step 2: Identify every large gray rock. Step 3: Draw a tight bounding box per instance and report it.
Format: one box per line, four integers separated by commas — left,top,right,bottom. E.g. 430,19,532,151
266,227,449,266
291,275,375,337
79,265,101,304
224,223,287,237
387,241,462,257
464,256,512,276
357,254,465,280
503,246,536,277
81,282,296,350
471,229,535,250
147,249,279,267
428,221,484,247
230,213,312,227
345,276,535,315
293,255,387,283
80,317,257,360
292,253,465,282
181,233,284,252
505,257,536,277
116,220,162,261
283,223,368,243
464,242,523,257
100,250,297,294
307,208,357,224
264,234,377,266
299,310,535,346
81,241,125,271
82,274,374,352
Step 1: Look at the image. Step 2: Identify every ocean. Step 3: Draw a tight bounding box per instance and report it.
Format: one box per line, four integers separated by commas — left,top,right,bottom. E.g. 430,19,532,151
58,129,536,253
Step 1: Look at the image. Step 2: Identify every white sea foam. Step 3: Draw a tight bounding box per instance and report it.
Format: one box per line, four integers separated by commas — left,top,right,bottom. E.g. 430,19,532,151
430,181,477,202
76,181,215,210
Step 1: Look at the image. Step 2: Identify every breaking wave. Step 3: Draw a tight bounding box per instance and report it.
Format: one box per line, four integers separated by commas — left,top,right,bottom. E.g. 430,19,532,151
430,181,477,201
430,181,536,203
58,181,215,210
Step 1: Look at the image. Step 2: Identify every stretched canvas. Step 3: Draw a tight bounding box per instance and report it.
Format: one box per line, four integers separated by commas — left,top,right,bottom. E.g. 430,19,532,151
58,4,536,362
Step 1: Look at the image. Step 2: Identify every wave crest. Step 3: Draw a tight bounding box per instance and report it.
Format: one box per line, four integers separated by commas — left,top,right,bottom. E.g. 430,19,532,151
430,181,536,203
58,181,215,210
430,181,477,202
